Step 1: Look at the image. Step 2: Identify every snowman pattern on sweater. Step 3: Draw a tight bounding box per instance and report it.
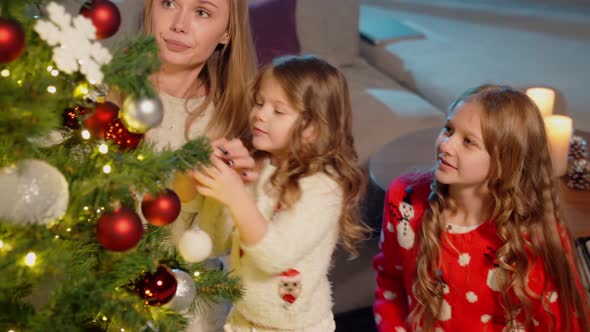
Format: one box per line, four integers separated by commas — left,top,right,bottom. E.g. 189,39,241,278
388,187,415,249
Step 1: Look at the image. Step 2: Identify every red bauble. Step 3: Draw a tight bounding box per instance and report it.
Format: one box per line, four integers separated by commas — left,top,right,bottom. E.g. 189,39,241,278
84,101,119,138
141,189,181,226
0,18,26,63
135,265,178,306
62,105,91,129
105,118,144,150
79,0,121,39
96,207,143,251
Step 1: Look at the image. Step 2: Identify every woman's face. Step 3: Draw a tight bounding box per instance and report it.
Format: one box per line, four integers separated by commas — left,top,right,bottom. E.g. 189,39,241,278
150,0,230,69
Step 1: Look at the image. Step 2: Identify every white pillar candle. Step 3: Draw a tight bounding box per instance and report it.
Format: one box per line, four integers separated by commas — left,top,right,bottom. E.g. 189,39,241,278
526,87,555,117
544,115,572,176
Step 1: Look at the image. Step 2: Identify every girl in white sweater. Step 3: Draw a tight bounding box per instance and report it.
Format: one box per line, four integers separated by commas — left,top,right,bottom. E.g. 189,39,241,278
192,55,369,331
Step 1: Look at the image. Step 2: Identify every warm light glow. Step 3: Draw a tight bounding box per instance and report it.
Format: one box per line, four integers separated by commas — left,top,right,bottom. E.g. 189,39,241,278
1,69,9,77
66,228,71,232
545,115,573,176
47,86,57,94
0,240,3,248
102,316,108,321
17,80,22,85
137,154,145,161
84,206,89,211
526,87,555,117
74,83,89,98
121,329,125,332
98,144,109,154
89,79,96,85
156,280,163,286
55,235,59,239
81,130,91,140
51,69,59,77
194,271,200,277
47,66,53,71
103,165,112,174
25,252,37,266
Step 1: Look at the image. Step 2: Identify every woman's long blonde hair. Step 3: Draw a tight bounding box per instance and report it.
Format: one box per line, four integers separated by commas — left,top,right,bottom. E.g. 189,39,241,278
251,55,370,256
142,0,256,140
412,84,588,331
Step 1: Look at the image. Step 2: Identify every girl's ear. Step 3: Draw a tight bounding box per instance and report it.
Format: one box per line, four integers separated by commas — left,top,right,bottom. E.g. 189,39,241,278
220,31,230,45
302,124,317,144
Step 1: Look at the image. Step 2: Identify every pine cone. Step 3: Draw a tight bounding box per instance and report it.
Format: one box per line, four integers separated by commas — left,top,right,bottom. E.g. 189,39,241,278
569,135,588,160
566,158,590,190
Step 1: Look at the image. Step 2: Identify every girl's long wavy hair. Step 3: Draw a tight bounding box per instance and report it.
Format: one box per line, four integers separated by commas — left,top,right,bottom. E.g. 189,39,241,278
250,55,370,256
142,0,256,140
411,84,588,331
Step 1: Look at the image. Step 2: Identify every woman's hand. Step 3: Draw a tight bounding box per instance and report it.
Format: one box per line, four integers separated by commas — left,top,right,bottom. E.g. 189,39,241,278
192,156,250,208
211,138,258,183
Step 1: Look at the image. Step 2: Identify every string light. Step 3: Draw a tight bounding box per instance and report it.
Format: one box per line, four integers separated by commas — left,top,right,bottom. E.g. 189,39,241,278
0,240,3,248
121,329,125,332
54,235,59,239
47,66,53,71
25,252,37,266
102,316,108,321
84,206,89,211
81,130,91,140
103,165,112,174
1,69,9,77
137,154,145,161
98,144,109,154
47,86,57,94
194,271,200,277
66,228,72,232
74,83,89,98
17,80,22,86
50,69,59,77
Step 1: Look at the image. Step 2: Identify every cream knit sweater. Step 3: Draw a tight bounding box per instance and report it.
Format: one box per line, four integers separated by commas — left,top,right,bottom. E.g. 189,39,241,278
225,160,341,331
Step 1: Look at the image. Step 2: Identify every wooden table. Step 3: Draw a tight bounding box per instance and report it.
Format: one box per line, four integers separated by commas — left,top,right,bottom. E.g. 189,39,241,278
369,128,590,237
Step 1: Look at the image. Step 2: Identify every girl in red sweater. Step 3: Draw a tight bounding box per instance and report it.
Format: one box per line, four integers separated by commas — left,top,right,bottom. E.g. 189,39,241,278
373,84,589,332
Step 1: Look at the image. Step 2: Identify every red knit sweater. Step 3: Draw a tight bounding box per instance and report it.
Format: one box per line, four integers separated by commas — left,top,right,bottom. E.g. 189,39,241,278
373,173,586,332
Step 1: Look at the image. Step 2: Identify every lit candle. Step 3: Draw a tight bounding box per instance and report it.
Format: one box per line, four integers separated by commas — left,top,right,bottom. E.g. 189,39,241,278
544,115,572,176
526,87,555,117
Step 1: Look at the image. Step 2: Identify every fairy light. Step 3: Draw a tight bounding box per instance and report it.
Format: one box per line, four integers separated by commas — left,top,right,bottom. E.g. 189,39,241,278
1,69,9,77
17,80,22,86
102,316,107,321
89,79,96,85
98,144,109,154
25,252,37,266
137,154,145,161
121,329,125,332
0,240,4,249
47,66,53,71
84,206,89,211
50,69,59,77
66,228,71,232
54,235,59,239
81,130,91,140
193,271,200,277
103,165,112,174
47,86,57,94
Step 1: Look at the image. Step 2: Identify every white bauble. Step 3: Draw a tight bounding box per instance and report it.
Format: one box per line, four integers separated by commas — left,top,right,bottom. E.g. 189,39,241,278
166,269,197,311
178,227,212,263
0,159,69,225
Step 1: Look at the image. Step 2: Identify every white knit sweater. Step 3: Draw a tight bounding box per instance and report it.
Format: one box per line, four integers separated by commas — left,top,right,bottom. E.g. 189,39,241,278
226,160,342,331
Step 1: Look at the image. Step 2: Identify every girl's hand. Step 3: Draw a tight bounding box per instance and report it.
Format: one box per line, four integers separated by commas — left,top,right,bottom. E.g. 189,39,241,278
211,138,259,183
192,156,250,207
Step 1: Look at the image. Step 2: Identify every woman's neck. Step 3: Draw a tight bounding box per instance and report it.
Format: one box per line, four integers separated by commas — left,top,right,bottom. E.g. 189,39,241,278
446,184,490,227
152,63,207,99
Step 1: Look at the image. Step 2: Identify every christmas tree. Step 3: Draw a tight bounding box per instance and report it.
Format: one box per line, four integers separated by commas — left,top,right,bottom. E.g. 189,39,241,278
0,0,242,330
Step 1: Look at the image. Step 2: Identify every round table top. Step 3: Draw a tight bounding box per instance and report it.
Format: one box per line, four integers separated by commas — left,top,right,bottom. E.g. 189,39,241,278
369,126,441,191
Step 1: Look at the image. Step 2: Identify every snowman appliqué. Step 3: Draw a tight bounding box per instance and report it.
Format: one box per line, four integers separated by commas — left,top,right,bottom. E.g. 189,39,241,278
388,187,415,249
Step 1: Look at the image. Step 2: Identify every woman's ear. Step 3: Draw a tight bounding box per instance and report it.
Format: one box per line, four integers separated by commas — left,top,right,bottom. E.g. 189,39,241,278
220,31,230,45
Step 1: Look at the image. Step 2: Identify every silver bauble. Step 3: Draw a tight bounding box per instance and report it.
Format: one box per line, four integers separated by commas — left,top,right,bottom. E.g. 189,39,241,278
120,95,163,133
0,159,69,225
166,269,197,311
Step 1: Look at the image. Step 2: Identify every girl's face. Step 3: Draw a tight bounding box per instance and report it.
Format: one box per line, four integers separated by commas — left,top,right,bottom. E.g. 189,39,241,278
435,101,491,189
250,74,303,164
151,0,230,69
